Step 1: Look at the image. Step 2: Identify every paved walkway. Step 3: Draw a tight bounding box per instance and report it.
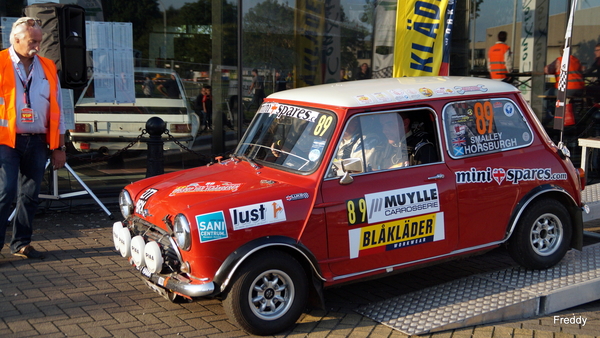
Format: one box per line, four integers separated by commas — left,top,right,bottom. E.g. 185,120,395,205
1,202,600,337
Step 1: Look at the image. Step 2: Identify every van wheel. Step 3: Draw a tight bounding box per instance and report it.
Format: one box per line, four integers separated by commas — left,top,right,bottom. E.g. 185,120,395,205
222,250,307,335
508,199,571,269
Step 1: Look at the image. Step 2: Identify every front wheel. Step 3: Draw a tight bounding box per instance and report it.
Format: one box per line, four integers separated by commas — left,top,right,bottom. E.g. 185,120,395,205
508,198,572,269
222,250,308,335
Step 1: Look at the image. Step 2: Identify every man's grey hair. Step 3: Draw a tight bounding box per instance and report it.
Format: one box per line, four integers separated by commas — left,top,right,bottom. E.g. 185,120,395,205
9,17,41,46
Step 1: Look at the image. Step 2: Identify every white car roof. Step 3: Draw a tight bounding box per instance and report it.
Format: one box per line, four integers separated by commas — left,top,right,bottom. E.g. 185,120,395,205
267,76,519,108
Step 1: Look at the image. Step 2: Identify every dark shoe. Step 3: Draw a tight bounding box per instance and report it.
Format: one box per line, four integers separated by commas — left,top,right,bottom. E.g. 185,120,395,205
12,245,45,259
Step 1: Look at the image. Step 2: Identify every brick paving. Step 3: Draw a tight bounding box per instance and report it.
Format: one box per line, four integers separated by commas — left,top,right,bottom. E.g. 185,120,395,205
1,202,599,337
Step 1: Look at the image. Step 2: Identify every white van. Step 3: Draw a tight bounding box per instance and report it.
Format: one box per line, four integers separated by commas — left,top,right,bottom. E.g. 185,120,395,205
69,68,200,154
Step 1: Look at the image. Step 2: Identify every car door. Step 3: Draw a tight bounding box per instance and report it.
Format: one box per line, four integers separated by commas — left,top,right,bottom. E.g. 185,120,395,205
320,110,459,279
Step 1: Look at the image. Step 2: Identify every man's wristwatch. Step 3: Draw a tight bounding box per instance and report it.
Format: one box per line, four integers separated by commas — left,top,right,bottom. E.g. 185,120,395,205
54,145,67,152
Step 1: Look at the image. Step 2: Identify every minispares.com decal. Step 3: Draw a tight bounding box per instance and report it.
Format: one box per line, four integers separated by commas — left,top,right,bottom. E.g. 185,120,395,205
348,212,445,259
455,167,568,185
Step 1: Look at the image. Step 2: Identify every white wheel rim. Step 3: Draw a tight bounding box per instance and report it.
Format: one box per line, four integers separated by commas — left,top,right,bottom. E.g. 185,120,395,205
247,269,295,321
530,212,563,256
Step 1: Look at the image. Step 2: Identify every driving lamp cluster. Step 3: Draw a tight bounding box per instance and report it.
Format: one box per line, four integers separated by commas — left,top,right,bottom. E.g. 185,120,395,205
113,222,164,273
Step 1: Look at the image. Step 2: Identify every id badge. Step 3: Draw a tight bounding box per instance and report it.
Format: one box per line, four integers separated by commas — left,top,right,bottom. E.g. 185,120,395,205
20,107,34,123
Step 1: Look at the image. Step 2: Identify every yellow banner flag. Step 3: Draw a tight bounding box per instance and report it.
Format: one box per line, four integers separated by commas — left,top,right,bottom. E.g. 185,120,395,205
393,0,449,77
295,0,325,87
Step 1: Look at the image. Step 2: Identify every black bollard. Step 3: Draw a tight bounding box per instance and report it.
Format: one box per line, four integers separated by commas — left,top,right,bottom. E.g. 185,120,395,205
146,116,166,177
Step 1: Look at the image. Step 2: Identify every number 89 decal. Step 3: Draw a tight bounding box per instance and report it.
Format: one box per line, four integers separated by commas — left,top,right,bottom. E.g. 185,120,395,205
346,197,367,225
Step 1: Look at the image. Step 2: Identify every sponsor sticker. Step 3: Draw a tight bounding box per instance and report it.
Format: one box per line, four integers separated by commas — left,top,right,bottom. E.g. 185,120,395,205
260,102,319,122
453,85,488,94
286,192,309,201
169,181,242,196
355,94,373,104
363,183,440,224
455,167,568,185
503,102,515,117
195,211,228,243
135,188,158,215
435,87,454,95
419,88,433,97
373,92,392,102
389,88,409,100
348,212,445,259
229,199,287,230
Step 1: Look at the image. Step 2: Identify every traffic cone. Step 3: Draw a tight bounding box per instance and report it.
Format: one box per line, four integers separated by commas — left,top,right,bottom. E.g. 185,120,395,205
565,101,575,126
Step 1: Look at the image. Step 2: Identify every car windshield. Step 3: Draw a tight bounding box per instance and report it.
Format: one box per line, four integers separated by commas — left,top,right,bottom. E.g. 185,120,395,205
235,102,336,173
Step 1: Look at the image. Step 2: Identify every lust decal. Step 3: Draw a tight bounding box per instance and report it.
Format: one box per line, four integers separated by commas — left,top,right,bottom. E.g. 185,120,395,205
229,199,287,230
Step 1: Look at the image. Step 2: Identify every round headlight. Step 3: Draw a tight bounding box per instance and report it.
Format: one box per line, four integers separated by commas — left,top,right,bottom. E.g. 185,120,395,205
119,190,134,219
173,213,191,251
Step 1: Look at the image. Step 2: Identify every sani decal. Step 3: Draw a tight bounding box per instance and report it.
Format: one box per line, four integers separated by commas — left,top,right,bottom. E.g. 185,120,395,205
135,188,158,215
348,212,445,259
169,181,242,196
363,183,440,224
195,211,228,243
229,200,287,230
455,167,568,185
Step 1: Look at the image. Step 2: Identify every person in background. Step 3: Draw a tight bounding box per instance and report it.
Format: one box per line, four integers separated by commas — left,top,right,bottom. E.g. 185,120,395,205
274,70,287,92
142,75,154,97
355,63,371,80
248,68,265,110
194,86,206,131
487,31,513,82
584,43,600,103
0,17,67,260
543,51,585,116
202,85,213,130
157,72,180,99
340,68,350,82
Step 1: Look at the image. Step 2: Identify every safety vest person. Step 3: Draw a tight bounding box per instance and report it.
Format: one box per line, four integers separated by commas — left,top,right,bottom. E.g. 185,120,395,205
487,31,513,81
545,54,585,92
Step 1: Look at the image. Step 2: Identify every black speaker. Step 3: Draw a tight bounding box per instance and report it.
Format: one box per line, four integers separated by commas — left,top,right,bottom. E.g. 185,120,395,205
24,4,87,89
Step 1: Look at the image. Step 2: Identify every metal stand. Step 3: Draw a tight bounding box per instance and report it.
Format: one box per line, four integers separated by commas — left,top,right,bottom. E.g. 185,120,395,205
9,159,114,221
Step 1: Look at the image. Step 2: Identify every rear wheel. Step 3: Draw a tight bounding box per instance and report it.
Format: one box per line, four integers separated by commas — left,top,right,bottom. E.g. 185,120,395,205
222,250,307,335
508,198,572,269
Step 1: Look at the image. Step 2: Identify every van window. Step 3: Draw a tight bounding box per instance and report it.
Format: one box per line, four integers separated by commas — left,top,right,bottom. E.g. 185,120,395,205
443,99,533,159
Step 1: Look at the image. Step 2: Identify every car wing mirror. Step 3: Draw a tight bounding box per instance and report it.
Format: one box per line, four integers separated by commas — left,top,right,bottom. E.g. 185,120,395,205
339,158,363,185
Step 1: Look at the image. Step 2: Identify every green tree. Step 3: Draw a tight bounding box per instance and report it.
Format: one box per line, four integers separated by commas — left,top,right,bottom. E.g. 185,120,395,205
101,0,162,58
243,0,295,71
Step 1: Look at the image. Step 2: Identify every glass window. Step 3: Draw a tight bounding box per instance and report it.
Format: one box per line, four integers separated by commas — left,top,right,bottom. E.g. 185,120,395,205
443,99,533,159
328,111,440,178
235,102,336,173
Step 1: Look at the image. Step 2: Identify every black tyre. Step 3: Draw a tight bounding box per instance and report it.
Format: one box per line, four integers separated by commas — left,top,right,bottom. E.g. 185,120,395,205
508,198,572,269
222,250,307,335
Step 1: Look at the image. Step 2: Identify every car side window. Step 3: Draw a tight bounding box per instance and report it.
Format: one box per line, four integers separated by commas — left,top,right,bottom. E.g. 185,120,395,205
328,111,440,178
443,99,533,158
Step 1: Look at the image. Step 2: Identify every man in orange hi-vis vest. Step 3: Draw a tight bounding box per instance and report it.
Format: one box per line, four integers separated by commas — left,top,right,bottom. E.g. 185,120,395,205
543,51,585,122
0,17,66,260
487,31,513,82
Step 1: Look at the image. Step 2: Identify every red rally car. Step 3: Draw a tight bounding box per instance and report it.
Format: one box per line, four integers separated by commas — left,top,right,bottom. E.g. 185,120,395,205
113,76,586,335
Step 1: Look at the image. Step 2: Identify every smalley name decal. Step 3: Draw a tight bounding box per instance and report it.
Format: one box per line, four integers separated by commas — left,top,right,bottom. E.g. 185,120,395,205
348,212,445,259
